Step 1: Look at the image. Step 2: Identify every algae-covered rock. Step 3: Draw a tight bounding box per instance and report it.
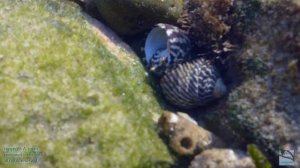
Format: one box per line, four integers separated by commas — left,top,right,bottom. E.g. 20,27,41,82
0,0,172,167
93,0,184,35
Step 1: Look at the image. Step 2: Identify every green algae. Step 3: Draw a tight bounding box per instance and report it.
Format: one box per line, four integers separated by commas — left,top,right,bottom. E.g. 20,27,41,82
248,144,272,168
0,0,172,167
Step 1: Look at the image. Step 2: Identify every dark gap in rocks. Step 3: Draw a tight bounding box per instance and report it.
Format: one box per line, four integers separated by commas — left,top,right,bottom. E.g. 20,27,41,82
69,0,108,27
69,0,85,7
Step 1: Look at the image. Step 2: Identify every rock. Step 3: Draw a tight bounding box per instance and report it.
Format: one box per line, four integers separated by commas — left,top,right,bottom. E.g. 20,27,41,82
192,0,300,167
157,112,225,156
190,149,255,168
93,0,184,35
0,0,172,167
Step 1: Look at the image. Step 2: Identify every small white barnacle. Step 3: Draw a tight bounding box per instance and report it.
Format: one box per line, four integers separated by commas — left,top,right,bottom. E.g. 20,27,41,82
168,113,179,123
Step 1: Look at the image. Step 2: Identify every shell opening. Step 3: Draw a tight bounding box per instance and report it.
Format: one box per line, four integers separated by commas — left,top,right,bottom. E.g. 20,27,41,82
213,78,227,98
145,27,169,64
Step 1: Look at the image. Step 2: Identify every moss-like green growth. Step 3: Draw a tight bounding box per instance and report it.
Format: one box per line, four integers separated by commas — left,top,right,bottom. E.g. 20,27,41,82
248,144,272,168
0,0,172,167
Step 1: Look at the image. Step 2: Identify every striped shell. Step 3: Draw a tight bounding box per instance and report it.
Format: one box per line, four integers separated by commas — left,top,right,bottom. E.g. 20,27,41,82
145,23,191,76
160,58,226,108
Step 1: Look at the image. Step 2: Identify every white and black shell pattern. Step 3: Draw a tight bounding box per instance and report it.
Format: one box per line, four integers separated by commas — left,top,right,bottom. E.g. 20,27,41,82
144,23,227,109
160,58,227,109
145,23,191,76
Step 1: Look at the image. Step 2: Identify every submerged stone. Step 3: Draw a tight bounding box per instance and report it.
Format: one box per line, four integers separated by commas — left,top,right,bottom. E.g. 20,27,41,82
190,148,255,168
157,112,225,156
0,0,172,167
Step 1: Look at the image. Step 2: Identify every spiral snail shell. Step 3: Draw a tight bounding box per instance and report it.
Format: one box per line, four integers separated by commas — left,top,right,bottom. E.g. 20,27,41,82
160,58,226,108
145,23,191,76
145,23,227,109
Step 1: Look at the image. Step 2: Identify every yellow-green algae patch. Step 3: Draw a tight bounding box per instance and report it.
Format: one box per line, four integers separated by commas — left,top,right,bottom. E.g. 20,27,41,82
0,0,171,167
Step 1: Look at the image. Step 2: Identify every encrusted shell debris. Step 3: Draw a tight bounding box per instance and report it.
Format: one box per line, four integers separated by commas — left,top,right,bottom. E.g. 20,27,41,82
157,112,225,156
177,0,234,52
177,0,237,72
